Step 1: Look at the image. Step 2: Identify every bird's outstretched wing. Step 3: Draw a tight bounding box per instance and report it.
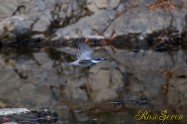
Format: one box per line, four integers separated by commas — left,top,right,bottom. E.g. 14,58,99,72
77,39,93,60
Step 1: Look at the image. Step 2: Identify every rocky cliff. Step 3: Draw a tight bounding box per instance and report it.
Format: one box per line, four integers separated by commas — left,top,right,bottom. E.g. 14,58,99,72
0,0,187,124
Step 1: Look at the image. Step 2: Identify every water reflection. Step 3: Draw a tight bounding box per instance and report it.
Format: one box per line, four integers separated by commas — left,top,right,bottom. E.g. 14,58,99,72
0,36,186,124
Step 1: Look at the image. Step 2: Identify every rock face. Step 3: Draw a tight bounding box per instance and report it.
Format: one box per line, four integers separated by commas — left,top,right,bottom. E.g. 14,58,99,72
87,0,121,10
0,16,30,41
0,0,187,123
0,0,18,20
105,8,187,37
55,9,116,39
54,0,187,39
0,0,186,39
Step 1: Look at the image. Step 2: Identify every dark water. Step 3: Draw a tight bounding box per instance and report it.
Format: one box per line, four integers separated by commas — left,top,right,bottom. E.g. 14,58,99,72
0,30,187,124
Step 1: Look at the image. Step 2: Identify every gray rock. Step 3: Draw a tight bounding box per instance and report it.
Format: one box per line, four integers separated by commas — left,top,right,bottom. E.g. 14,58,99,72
113,50,174,72
32,85,52,105
0,69,20,102
15,0,53,32
0,16,29,36
63,86,88,101
116,2,126,12
136,70,165,97
45,68,61,87
172,49,187,68
55,9,116,39
0,0,18,20
89,69,110,91
87,0,115,12
111,69,124,92
96,89,117,102
33,52,53,69
43,0,56,11
18,83,34,105
93,0,108,9
57,47,77,56
63,77,88,101
0,56,15,69
87,1,99,13
15,64,29,79
89,65,100,74
71,87,88,101
32,14,51,32
0,0,186,38
104,7,187,37
109,0,121,8
16,59,48,86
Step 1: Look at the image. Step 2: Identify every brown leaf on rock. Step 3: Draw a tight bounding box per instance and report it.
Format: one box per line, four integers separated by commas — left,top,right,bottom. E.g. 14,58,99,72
147,0,183,10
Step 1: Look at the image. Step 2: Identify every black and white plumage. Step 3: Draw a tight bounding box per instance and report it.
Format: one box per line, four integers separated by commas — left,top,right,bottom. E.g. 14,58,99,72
64,39,107,67
77,40,93,60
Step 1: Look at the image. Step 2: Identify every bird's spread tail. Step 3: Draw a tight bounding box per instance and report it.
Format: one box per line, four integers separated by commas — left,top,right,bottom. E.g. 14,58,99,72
62,61,79,66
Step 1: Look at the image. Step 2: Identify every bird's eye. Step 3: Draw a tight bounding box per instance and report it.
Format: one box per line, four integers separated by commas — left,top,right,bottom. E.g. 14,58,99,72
79,61,85,64
97,58,101,61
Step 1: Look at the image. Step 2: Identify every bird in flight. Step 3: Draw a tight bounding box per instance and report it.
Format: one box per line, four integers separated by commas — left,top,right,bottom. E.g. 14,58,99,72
64,39,108,67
